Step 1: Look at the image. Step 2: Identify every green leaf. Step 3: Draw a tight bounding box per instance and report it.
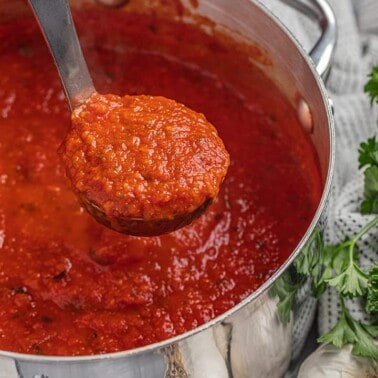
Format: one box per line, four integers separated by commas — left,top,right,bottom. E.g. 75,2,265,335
352,321,378,361
276,290,296,324
364,166,378,197
293,229,328,297
326,262,368,298
270,272,301,324
366,264,378,314
318,307,356,347
362,166,378,214
358,137,378,168
313,262,333,298
364,66,378,106
330,243,350,275
361,198,378,215
311,244,334,297
318,305,378,361
294,242,314,276
294,229,323,276
319,239,368,298
362,323,378,338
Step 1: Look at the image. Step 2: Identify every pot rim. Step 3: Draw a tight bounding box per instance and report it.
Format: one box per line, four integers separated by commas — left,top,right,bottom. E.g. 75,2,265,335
0,0,335,362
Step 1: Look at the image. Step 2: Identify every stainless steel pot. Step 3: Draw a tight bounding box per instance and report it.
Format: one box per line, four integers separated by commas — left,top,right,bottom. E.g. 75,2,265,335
0,0,336,376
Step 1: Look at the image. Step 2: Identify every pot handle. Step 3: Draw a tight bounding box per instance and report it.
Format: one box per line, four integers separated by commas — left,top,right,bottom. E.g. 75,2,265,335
280,0,337,80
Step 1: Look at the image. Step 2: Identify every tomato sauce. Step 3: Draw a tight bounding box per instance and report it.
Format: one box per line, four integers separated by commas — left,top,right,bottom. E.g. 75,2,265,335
0,8,322,356
62,92,229,235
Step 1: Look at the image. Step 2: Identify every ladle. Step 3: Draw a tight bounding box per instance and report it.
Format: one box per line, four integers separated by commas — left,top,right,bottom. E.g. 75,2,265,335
27,0,227,236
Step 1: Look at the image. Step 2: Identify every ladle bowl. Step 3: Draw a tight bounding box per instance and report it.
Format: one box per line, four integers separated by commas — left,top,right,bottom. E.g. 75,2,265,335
28,0,223,236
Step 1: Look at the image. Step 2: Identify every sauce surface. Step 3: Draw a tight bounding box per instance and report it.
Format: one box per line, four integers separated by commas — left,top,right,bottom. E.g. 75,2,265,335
62,92,229,235
0,9,321,356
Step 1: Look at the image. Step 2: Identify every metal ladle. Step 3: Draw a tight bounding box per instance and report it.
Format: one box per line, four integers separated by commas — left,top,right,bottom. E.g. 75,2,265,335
27,0,215,236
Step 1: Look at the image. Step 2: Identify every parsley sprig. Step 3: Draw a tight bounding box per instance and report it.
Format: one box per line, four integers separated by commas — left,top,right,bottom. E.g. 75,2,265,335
274,66,378,362
310,216,378,360
359,66,378,214
314,66,378,361
323,217,378,298
359,137,378,214
366,265,378,314
291,215,378,361
316,66,378,360
364,66,378,106
318,296,378,360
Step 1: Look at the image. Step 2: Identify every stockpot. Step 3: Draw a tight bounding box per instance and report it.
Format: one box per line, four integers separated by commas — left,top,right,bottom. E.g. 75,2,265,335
0,0,336,376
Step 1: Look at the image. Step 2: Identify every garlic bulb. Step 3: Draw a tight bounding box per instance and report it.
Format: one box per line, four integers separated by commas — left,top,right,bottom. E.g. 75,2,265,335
298,343,378,378
172,295,293,378
229,295,293,378
178,328,229,378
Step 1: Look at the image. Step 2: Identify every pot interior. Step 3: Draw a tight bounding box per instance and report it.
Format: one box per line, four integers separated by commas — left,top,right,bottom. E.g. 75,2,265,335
0,0,332,359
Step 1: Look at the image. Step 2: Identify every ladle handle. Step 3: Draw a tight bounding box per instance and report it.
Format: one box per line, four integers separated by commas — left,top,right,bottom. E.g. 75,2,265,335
28,0,95,110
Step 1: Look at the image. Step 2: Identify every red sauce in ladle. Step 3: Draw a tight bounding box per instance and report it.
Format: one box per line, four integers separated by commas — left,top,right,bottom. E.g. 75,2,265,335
29,0,229,236
61,93,229,236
